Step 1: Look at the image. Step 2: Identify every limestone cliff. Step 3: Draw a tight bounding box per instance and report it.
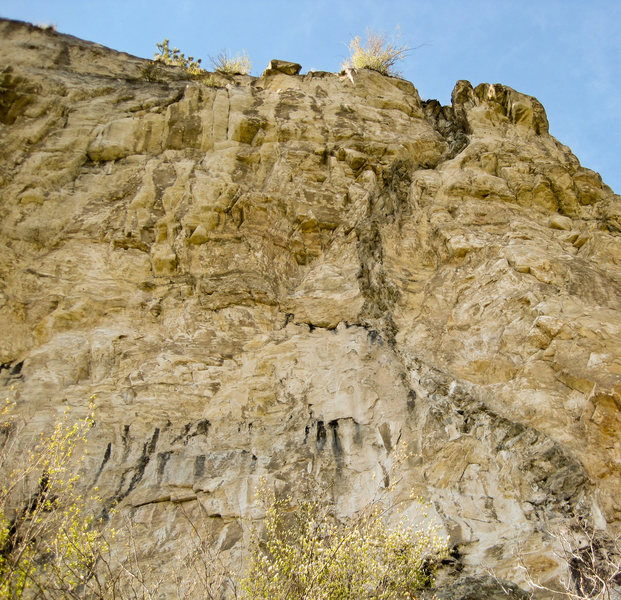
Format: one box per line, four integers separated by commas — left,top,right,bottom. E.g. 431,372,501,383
1,18,620,597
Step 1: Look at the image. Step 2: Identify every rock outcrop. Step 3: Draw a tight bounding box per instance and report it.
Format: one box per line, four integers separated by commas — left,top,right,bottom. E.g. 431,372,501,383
1,18,620,597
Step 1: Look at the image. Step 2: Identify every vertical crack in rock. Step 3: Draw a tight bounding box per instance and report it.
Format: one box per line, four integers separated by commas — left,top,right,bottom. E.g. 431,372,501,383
423,99,470,159
316,420,326,453
355,159,413,340
93,442,112,485
328,419,342,465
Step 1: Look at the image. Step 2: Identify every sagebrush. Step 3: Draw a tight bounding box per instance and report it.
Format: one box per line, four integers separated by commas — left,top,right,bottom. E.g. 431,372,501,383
209,50,252,75
342,29,410,76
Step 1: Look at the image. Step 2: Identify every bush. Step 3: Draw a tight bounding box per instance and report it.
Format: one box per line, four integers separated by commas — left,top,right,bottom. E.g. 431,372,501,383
0,401,447,600
0,394,238,599
209,50,252,75
520,518,621,600
154,39,204,75
0,396,106,599
243,460,449,600
342,29,410,76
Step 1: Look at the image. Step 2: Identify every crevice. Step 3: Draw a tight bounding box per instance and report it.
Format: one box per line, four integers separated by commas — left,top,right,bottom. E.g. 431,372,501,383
356,220,399,343
0,360,23,385
194,455,205,478
328,420,343,468
172,420,212,445
292,319,339,333
407,389,417,411
328,420,342,456
156,450,172,481
423,99,470,160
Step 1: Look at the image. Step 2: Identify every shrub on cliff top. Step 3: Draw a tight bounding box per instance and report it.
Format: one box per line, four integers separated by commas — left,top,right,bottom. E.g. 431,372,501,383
342,29,410,76
209,50,252,75
154,39,204,75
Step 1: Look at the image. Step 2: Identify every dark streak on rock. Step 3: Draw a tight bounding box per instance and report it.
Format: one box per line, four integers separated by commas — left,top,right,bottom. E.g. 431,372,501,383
105,427,160,512
316,421,326,453
156,450,172,479
194,455,205,478
328,420,342,463
92,442,111,485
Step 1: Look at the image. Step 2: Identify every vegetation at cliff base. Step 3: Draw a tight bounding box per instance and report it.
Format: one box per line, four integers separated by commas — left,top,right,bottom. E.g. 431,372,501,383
0,399,449,599
243,490,448,600
0,396,106,599
2,397,619,599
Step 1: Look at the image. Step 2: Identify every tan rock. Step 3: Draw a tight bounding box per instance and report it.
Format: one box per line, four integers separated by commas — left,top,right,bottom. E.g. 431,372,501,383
548,214,573,230
262,59,302,76
188,224,209,245
1,18,620,597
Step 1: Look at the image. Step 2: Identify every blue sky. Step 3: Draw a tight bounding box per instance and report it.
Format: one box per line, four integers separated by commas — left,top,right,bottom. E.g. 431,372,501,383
2,0,619,194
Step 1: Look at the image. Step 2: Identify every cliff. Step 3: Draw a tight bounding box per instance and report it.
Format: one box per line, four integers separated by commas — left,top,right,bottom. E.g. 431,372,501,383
1,18,620,597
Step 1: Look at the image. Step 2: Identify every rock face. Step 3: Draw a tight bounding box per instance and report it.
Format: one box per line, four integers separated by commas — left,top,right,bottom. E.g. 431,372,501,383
1,18,620,597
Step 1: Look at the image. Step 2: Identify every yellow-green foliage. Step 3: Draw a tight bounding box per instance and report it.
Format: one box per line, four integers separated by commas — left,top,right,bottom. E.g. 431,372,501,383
343,29,410,76
0,398,447,600
154,39,204,75
210,50,252,75
0,395,106,599
243,485,448,599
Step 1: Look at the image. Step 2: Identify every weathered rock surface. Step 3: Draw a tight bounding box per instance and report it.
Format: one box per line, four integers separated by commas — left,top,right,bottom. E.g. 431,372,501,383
424,575,531,600
1,18,620,596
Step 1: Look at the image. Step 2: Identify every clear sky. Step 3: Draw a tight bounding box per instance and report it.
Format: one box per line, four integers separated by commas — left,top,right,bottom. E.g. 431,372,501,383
2,0,619,194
